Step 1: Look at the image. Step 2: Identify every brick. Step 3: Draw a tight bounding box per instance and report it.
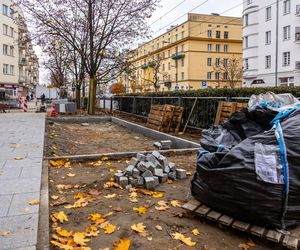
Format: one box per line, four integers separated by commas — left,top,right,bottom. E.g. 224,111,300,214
125,165,135,176
168,162,176,171
161,140,172,147
137,162,148,172
176,169,187,179
142,170,153,178
144,177,155,190
158,156,169,167
168,171,177,180
137,176,144,186
119,177,129,187
129,178,139,187
163,165,170,174
114,173,124,183
146,154,156,164
125,184,132,190
153,142,162,149
154,168,164,178
152,151,161,159
153,160,162,169
136,153,146,162
153,176,160,186
146,162,156,174
132,168,140,178
129,157,139,167
159,173,168,183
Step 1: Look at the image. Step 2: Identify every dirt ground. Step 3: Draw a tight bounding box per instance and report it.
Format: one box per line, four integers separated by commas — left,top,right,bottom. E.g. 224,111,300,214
45,121,158,157
48,153,275,250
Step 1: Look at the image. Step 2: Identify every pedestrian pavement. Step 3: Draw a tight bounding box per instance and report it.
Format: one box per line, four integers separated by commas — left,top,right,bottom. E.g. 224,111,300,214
0,111,46,250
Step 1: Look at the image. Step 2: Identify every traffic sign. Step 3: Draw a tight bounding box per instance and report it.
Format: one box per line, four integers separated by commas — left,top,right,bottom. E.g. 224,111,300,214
202,81,207,88
72,82,76,92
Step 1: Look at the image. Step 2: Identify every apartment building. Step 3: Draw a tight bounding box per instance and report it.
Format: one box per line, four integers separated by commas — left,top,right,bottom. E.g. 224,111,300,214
243,0,300,87
124,13,243,92
0,0,39,97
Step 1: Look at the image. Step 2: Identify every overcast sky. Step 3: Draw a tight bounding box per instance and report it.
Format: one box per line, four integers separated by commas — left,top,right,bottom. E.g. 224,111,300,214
38,0,243,85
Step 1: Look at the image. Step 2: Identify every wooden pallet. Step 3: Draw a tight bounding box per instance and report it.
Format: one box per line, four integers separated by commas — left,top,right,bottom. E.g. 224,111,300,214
146,105,181,132
169,106,184,134
215,101,248,125
182,200,300,250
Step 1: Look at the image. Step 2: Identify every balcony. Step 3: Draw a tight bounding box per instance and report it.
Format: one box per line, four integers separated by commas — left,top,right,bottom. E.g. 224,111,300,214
18,41,27,49
296,5,300,16
295,61,300,71
19,75,27,83
295,27,300,43
19,58,28,66
171,53,185,60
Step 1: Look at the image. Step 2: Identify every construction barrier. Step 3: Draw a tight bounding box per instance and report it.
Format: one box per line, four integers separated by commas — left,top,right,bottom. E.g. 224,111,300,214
23,99,28,112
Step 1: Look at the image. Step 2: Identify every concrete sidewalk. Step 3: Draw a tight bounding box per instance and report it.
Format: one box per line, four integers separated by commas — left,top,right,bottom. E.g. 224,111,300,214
0,113,46,250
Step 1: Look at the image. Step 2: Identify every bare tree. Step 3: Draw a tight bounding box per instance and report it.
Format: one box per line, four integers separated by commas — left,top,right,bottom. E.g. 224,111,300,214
214,56,243,88
17,0,159,114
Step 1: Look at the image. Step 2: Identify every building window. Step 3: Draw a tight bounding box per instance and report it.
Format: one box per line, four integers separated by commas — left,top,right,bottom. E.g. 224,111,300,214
2,4,8,16
283,26,290,40
168,37,171,43
181,44,185,52
181,58,184,67
9,65,14,75
181,31,184,39
215,72,220,80
216,44,220,52
3,44,8,55
283,52,290,66
207,72,212,80
224,58,228,66
244,36,249,48
283,0,291,15
207,58,212,66
224,44,228,53
3,64,8,74
9,8,14,18
224,73,228,80
208,44,212,52
216,58,220,66
168,62,171,70
224,31,229,39
162,52,165,59
207,30,212,38
3,24,8,35
10,46,14,56
244,14,249,26
168,50,170,57
175,34,178,42
216,31,221,38
244,58,249,70
266,31,271,44
266,7,272,21
265,55,271,69
181,72,184,80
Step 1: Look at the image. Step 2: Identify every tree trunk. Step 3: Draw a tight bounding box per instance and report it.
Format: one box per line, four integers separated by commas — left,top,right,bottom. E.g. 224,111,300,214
76,85,81,109
87,76,96,115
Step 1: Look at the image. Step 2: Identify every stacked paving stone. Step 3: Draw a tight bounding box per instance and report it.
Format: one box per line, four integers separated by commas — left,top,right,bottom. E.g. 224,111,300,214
114,151,187,190
153,140,172,150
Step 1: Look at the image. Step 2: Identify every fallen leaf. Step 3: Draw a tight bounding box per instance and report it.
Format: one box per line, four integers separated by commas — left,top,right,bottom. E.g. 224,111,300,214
73,232,89,246
50,240,73,250
51,211,68,223
56,184,72,190
89,213,103,221
109,168,116,173
93,160,103,166
147,236,153,241
74,192,85,199
52,197,68,206
172,232,196,247
52,146,58,150
85,225,100,237
171,200,182,208
155,200,169,211
103,212,114,218
113,207,122,212
187,171,192,176
101,157,108,161
51,195,59,200
131,223,148,237
67,173,76,177
64,162,72,168
192,228,200,236
14,156,24,160
64,198,88,209
166,179,173,184
49,160,66,168
140,189,164,198
56,227,73,237
133,207,147,215
129,191,138,203
104,182,122,189
28,199,39,206
1,230,10,236
239,240,256,250
101,222,117,234
114,238,131,250
104,194,117,199
106,162,112,166
155,225,163,231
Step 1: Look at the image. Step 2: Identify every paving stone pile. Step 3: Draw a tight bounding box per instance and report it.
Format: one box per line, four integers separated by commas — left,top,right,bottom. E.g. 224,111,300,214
153,140,172,150
114,151,187,190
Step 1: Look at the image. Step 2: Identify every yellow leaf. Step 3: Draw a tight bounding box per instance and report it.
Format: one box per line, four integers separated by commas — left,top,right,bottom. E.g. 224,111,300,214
166,179,173,184
73,232,89,246
133,207,147,215
64,198,88,209
104,194,117,199
28,199,40,206
89,213,103,221
74,192,85,199
247,240,256,247
1,230,10,236
172,232,196,247
93,160,102,166
50,240,73,250
171,200,182,208
49,160,66,168
101,157,108,161
192,228,200,236
104,182,123,189
139,189,164,198
131,223,148,237
114,238,131,250
106,162,112,166
15,156,24,160
103,212,114,218
52,146,58,150
52,211,68,223
85,225,99,237
64,162,72,168
51,195,59,200
155,200,169,211
102,222,117,234
56,227,73,237
129,191,138,203
152,192,164,198
155,225,163,231
67,173,76,177
109,168,116,173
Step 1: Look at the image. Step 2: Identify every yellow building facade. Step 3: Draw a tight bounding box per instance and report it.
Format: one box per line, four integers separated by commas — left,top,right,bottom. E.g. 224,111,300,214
126,13,243,92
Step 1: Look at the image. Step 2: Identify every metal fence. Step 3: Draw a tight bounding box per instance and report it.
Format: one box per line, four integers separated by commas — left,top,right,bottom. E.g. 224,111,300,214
110,96,250,130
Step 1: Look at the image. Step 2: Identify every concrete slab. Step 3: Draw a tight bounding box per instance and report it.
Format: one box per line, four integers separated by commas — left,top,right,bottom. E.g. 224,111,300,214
0,178,41,195
8,192,40,216
0,195,13,217
0,168,22,180
20,166,42,179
